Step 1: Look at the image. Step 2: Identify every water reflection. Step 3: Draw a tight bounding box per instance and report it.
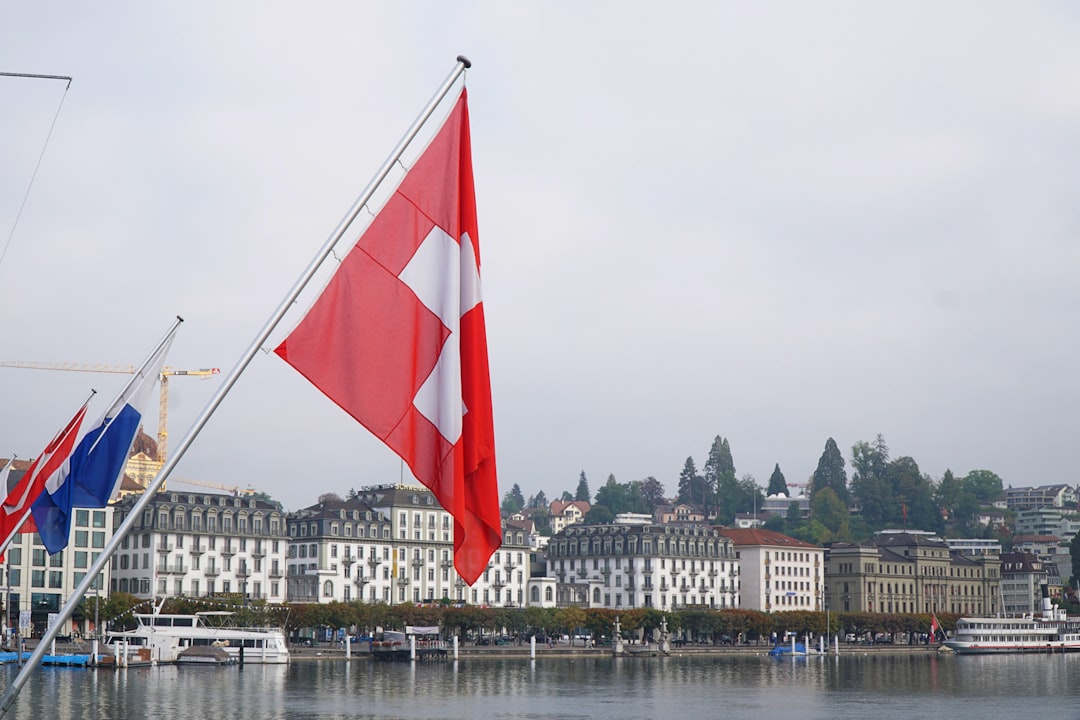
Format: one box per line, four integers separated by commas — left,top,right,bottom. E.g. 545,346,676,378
1,653,1079,720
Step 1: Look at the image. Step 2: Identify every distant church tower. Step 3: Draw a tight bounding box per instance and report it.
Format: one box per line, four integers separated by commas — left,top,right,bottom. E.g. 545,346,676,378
120,426,164,496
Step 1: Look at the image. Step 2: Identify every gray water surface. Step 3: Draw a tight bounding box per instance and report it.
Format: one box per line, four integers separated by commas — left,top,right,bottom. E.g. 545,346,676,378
3,653,1078,720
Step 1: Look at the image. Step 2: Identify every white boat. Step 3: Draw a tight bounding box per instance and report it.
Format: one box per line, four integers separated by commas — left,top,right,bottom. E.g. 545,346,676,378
943,595,1080,655
104,608,290,665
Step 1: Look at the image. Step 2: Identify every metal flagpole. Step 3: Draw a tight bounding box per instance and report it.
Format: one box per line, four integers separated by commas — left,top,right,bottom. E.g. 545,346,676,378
0,55,472,715
0,456,14,650
0,311,179,708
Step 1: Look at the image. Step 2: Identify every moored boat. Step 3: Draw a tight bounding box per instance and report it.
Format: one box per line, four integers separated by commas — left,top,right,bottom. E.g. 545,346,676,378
943,594,1080,654
104,607,289,665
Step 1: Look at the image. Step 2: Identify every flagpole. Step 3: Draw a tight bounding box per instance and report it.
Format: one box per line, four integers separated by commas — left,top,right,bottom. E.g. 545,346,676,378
0,55,471,716
83,316,184,457
0,308,176,708
0,456,14,648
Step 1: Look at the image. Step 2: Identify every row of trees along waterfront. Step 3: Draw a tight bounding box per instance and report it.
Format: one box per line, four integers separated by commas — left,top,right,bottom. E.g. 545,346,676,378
80,594,960,645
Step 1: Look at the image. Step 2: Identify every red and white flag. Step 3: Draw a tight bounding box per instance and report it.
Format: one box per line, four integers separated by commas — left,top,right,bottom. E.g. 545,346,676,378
276,88,500,585
0,400,89,550
930,613,942,642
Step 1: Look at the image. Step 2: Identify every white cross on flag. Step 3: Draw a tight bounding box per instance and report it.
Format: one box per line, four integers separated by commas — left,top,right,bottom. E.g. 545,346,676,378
276,89,500,585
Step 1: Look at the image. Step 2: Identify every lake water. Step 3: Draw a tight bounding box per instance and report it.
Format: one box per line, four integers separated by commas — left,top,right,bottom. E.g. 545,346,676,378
2,652,1079,720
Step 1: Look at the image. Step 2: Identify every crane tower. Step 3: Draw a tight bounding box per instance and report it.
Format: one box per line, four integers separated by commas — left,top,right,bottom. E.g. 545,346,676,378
0,361,220,465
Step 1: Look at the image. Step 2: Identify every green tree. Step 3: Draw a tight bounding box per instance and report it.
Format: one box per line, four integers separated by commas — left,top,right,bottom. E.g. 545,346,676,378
677,457,705,506
639,476,666,508
850,436,891,526
584,504,614,524
703,436,737,516
554,606,587,645
767,464,788,497
594,474,629,515
962,469,1004,503
935,470,962,518
528,490,548,509
623,480,652,514
811,437,848,504
954,490,981,536
531,507,552,536
575,472,591,503
501,484,525,514
885,456,939,532
810,486,849,540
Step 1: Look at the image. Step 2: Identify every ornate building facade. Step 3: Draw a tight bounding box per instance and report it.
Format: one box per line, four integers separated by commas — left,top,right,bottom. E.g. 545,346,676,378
110,491,288,604
824,532,1000,616
546,523,738,611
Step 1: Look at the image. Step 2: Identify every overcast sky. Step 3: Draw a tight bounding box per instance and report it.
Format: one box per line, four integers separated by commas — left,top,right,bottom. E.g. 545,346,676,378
2,3,1078,513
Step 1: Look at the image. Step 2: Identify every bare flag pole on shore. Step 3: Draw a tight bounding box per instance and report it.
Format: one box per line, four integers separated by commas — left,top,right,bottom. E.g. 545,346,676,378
0,55,472,716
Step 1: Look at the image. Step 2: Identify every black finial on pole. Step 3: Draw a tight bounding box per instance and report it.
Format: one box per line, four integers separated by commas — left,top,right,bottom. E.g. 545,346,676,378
457,55,472,69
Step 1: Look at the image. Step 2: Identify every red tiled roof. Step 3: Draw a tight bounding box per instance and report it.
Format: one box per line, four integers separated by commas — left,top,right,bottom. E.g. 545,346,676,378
716,527,820,549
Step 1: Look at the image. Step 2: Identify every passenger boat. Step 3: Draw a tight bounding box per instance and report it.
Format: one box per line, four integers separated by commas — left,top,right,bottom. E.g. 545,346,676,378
943,596,1080,654
104,608,290,665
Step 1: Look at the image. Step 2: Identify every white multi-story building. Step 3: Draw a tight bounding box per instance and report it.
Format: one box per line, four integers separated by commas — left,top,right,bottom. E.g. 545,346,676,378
546,523,738,611
285,497,394,603
109,491,288,604
717,528,824,612
1005,484,1078,512
0,506,113,638
1014,507,1080,539
349,484,530,607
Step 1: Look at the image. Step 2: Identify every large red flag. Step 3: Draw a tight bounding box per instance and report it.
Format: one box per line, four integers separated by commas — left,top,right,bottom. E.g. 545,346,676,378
0,400,89,548
275,89,500,585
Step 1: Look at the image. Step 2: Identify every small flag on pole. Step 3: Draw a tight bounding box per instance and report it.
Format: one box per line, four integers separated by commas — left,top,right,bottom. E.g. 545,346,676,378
32,327,177,554
0,400,90,552
275,88,500,585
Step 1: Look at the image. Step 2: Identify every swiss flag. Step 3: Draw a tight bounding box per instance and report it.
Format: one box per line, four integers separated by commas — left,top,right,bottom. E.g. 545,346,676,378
276,88,500,585
0,400,89,550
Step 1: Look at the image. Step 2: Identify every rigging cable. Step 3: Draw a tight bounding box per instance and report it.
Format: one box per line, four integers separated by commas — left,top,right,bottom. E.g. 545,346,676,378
0,73,73,277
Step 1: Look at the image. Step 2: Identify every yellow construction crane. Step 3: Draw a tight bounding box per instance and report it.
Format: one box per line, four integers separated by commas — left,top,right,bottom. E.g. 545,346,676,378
0,361,220,465
170,477,255,497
